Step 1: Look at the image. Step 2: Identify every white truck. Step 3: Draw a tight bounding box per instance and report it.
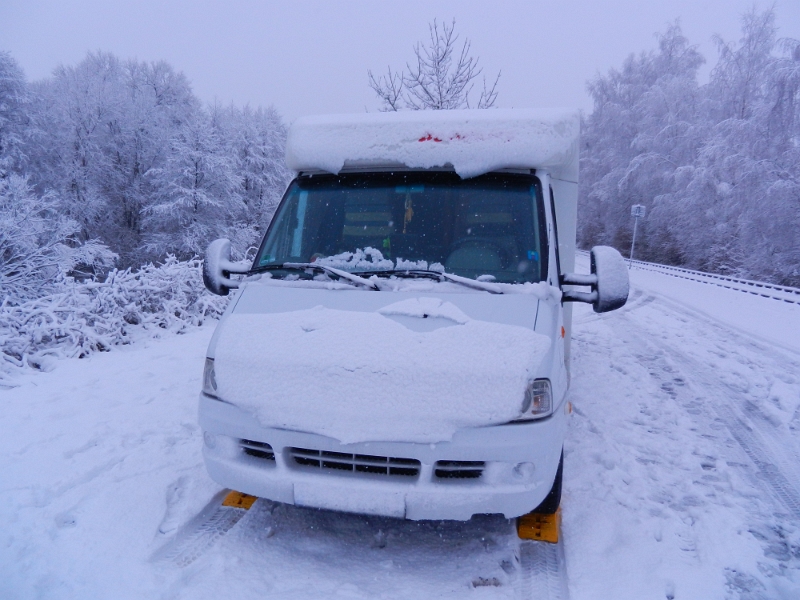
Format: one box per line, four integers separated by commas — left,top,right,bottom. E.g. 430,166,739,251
199,109,629,524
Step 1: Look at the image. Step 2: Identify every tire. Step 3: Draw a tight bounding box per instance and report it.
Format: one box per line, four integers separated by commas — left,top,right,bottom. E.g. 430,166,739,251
532,450,563,514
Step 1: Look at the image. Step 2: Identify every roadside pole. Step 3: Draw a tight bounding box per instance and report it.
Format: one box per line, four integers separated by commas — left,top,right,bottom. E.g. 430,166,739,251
630,204,646,266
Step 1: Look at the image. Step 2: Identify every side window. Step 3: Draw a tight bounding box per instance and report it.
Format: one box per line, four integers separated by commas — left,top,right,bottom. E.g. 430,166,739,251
259,189,298,264
549,186,562,286
289,190,309,257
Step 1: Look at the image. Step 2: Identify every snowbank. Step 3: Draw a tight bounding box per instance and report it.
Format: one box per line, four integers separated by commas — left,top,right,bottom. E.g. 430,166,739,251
286,108,580,180
213,304,552,443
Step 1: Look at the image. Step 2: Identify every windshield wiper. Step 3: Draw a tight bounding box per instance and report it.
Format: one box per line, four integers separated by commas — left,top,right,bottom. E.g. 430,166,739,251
355,269,502,294
251,263,379,290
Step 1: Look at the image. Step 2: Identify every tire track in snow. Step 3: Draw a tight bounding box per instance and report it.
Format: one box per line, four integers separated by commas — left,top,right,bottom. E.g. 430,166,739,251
577,263,800,514
517,539,569,600
570,297,800,597
152,490,251,567
614,300,800,520
714,402,800,518
155,492,529,597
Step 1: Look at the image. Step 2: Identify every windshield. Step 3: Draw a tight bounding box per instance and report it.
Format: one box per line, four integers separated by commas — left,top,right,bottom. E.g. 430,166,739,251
255,171,548,284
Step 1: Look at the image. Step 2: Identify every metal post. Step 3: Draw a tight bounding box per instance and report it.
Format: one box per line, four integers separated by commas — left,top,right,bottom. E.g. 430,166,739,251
629,215,639,266
629,204,645,266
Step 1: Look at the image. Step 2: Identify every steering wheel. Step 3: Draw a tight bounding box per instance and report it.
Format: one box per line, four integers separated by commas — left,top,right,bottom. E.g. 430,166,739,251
446,237,511,270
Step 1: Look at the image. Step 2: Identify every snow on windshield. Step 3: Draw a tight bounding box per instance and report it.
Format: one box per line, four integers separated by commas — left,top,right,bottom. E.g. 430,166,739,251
314,247,444,273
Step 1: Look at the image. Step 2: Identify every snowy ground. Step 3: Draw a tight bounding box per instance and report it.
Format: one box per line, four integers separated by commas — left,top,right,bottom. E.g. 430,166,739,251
566,264,800,599
2,264,799,599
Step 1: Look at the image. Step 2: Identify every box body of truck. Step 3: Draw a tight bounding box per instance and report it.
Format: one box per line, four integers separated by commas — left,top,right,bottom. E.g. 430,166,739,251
198,109,627,520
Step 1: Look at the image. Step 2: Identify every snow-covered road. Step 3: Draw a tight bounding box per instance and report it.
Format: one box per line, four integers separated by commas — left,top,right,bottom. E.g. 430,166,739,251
566,264,800,599
2,264,799,599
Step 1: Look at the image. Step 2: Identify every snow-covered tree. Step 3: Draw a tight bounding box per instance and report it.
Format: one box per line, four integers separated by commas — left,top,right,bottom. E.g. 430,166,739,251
28,52,121,244
579,8,800,286
214,104,292,255
143,109,244,259
579,22,704,262
0,52,28,179
99,59,198,263
674,8,800,282
369,19,500,111
25,53,199,266
743,37,800,284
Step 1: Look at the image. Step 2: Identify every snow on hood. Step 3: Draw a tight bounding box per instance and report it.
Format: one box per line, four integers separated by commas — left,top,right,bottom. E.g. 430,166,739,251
286,108,580,181
213,302,551,444
378,297,469,324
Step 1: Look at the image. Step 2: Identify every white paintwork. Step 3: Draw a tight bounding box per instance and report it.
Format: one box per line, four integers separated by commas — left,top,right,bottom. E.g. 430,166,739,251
200,394,568,520
550,173,578,368
199,108,582,520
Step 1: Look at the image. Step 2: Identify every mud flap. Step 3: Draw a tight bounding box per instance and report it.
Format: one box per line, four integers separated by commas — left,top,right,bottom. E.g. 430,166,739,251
517,508,560,543
221,490,258,510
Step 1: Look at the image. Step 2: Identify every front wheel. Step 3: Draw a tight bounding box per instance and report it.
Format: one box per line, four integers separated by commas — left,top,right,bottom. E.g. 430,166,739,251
532,450,563,514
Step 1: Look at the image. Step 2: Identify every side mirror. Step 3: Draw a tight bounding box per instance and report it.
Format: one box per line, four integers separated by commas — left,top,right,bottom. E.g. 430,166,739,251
202,239,250,296
561,246,629,313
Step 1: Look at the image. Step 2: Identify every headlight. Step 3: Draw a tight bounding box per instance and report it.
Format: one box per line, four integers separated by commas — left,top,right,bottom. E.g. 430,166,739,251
202,358,218,398
516,379,552,420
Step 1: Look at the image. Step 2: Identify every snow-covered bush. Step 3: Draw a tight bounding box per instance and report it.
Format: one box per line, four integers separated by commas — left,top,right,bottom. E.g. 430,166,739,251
0,257,227,381
0,174,116,303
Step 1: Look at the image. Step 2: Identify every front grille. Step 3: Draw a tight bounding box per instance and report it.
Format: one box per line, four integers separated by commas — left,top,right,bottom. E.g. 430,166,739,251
434,460,485,479
240,439,275,461
289,447,420,477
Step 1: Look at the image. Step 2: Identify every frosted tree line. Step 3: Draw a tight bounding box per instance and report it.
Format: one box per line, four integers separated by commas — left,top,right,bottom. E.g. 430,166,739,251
579,8,800,286
1,50,291,304
1,51,290,378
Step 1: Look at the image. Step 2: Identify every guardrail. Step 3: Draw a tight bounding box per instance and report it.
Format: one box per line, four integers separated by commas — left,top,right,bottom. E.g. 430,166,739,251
576,250,800,305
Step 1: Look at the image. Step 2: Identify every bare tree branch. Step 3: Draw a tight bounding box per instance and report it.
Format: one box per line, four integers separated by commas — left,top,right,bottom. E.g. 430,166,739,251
477,72,501,109
367,19,499,110
368,67,404,112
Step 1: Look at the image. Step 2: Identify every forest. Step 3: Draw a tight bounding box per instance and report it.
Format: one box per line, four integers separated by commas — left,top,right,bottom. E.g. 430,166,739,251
0,51,291,304
579,9,800,287
0,8,798,377
0,51,290,375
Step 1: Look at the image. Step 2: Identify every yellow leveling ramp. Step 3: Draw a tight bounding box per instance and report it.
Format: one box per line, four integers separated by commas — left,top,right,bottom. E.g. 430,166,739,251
222,490,258,510
517,508,560,543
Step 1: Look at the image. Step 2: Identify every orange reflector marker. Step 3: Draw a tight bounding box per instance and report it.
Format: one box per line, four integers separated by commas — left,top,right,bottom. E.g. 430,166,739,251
222,490,258,510
517,508,560,543
561,326,566,338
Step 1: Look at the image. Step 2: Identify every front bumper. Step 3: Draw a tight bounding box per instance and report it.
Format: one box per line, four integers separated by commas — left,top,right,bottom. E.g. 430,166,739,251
199,394,568,520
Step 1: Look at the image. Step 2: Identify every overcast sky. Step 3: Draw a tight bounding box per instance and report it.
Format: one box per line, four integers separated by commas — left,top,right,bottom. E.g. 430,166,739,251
2,0,800,123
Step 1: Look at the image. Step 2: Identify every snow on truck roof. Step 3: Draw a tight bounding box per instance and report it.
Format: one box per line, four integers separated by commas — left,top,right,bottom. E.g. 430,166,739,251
285,108,580,182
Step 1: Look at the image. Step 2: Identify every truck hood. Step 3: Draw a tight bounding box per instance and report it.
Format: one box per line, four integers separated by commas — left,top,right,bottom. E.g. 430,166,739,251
210,280,553,444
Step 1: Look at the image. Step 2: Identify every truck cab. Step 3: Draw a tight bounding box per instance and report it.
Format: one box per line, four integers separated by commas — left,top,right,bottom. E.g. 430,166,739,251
199,109,628,520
